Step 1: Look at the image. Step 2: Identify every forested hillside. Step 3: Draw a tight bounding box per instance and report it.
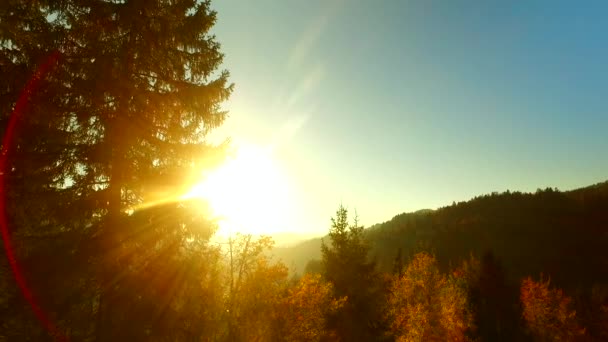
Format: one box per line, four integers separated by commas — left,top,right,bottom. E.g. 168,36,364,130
269,182,608,340
278,181,608,292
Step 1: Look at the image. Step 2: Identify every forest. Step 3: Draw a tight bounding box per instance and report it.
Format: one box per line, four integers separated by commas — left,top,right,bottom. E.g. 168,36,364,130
1,0,607,341
276,183,608,341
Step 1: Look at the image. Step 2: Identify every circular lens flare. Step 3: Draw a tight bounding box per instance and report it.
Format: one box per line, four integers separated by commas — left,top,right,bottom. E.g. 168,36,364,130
0,51,67,340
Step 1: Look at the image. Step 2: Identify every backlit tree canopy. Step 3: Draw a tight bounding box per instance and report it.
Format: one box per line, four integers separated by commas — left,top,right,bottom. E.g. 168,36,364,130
1,0,231,339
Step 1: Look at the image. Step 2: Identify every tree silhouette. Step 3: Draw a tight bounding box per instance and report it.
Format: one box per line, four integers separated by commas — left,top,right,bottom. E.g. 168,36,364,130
1,0,231,339
392,247,404,277
321,205,385,340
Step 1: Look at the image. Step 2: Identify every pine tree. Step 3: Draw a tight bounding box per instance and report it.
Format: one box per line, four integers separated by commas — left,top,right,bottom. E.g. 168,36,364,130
1,1,232,339
321,205,383,340
392,247,403,277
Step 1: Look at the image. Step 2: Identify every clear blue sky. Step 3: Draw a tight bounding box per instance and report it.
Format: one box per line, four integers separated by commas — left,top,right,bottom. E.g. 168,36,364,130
209,0,608,236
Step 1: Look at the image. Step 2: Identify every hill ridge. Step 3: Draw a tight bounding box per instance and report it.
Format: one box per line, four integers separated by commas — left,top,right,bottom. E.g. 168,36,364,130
275,179,608,291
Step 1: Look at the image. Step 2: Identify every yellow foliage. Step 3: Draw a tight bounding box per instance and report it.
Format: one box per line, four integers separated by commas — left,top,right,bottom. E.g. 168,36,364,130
280,274,346,341
227,234,288,341
387,252,474,342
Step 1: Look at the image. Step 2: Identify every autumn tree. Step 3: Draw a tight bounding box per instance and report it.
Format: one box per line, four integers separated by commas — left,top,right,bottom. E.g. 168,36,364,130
1,0,231,339
387,252,474,342
278,274,345,342
321,205,385,340
225,234,289,341
520,275,585,341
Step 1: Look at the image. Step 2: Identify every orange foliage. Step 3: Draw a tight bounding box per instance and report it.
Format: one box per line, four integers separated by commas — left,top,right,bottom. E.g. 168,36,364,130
280,274,345,341
520,276,585,341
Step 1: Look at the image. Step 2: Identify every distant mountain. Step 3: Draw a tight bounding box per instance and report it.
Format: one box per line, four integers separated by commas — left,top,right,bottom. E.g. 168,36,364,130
275,181,608,291
273,236,323,272
269,232,318,247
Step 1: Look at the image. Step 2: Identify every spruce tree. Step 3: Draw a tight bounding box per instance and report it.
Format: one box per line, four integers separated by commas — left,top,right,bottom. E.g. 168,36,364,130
1,0,232,339
321,205,383,340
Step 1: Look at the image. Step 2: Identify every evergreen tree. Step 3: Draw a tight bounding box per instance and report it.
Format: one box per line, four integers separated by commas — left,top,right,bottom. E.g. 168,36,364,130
1,0,231,339
321,205,384,340
474,251,520,341
304,258,323,275
393,247,403,277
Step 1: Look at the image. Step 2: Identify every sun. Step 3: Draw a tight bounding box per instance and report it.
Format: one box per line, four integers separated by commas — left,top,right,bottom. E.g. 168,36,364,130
183,144,292,237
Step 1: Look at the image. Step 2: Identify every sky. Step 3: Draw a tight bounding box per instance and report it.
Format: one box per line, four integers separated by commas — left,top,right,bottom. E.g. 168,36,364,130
207,0,608,237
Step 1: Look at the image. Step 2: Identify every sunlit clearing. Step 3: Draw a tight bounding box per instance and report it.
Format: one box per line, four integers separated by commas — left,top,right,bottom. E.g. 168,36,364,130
183,144,293,237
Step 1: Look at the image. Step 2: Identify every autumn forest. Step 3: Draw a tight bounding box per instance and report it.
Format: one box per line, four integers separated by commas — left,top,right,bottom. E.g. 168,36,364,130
1,1,608,341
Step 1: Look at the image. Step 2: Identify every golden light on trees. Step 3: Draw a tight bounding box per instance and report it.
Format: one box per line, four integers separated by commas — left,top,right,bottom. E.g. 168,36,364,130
387,252,474,342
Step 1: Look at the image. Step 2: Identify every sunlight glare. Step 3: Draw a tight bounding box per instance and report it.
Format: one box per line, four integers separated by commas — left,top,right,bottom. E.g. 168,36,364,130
183,144,293,237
